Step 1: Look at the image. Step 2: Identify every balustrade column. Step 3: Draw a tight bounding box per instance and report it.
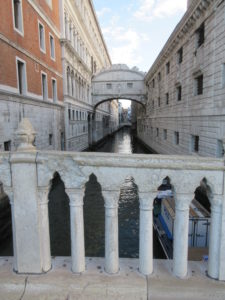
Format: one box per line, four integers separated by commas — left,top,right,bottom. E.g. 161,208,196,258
173,194,192,278
66,188,85,273
139,192,155,275
102,191,120,274
38,188,51,272
208,196,222,279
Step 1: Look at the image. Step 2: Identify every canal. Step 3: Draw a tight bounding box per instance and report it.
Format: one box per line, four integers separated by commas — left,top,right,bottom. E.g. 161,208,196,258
0,127,165,259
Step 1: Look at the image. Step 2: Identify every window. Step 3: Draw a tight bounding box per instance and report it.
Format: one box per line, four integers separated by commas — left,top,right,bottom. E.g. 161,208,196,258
158,72,161,81
191,135,199,153
4,141,11,151
166,62,170,74
152,79,155,88
17,59,26,94
216,140,224,158
41,73,48,100
158,97,161,107
177,47,183,64
163,129,167,140
38,21,45,52
166,93,169,105
196,23,204,48
156,128,159,137
195,74,203,95
68,109,71,121
174,132,179,145
52,79,57,102
176,85,182,101
76,111,78,120
127,83,133,88
49,134,53,146
12,0,23,34
106,83,112,89
152,100,154,109
49,34,55,59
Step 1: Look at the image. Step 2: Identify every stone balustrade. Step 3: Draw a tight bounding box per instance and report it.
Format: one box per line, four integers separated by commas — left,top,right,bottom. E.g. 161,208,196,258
0,119,225,280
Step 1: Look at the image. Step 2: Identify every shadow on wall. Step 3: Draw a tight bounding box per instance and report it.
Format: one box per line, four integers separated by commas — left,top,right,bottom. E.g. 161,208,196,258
48,173,71,256
83,173,105,257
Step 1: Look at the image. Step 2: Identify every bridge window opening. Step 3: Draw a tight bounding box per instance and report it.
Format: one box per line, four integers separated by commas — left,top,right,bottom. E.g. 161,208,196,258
127,83,133,88
177,47,183,64
0,181,13,256
156,128,159,137
72,110,75,120
48,172,71,256
106,83,112,89
83,173,105,257
76,111,78,120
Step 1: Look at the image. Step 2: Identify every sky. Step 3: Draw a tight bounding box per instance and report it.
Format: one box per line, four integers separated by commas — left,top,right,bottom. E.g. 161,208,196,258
93,0,187,73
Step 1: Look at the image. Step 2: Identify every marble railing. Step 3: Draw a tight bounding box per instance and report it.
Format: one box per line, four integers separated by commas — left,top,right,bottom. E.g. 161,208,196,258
0,119,225,281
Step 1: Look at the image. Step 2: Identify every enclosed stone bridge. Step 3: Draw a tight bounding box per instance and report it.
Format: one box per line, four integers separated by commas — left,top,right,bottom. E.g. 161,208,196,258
92,64,147,108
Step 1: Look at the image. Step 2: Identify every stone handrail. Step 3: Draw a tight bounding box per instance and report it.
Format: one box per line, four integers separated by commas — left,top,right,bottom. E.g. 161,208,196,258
0,119,225,280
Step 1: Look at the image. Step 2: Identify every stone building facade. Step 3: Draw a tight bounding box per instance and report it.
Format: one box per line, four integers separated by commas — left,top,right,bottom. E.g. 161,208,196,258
61,0,118,151
138,0,225,157
0,0,64,151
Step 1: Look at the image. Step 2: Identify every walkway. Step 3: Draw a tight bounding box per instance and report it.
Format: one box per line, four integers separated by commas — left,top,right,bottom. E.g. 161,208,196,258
0,257,224,300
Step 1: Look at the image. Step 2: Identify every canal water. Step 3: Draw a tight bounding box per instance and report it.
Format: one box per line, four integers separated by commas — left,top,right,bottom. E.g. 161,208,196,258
0,127,165,259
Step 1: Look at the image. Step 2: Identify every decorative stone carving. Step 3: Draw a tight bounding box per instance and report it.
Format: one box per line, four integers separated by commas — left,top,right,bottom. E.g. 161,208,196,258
37,153,87,189
15,118,36,151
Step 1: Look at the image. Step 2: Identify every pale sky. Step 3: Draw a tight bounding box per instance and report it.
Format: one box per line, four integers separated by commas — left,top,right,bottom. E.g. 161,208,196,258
93,0,187,72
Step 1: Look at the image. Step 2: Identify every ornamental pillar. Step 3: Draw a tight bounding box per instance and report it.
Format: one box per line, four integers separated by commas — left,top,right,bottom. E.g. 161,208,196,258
139,192,155,275
66,188,85,273
102,191,120,274
173,194,192,278
208,196,222,279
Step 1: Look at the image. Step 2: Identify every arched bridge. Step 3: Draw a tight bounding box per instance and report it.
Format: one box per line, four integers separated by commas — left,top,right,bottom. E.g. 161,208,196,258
92,64,147,108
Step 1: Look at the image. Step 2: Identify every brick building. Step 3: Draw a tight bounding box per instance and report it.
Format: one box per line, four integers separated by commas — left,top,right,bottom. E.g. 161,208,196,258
0,0,64,151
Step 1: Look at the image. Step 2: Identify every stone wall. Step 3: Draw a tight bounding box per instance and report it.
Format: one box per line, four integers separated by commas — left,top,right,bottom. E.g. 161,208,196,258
139,0,225,158
0,93,64,151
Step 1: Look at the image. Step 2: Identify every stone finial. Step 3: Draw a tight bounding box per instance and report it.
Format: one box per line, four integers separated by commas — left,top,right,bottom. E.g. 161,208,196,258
15,118,36,151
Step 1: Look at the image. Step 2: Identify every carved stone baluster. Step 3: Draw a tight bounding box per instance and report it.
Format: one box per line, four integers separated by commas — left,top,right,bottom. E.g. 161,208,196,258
208,196,222,279
38,187,51,272
173,194,192,278
102,191,120,274
139,192,155,275
66,188,85,273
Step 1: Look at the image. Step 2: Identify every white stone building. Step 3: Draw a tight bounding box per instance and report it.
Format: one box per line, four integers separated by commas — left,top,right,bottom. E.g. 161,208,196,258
60,0,118,151
137,0,225,157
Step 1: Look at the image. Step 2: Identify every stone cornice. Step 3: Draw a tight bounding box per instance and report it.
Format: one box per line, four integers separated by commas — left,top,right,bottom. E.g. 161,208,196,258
145,0,215,82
